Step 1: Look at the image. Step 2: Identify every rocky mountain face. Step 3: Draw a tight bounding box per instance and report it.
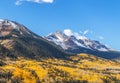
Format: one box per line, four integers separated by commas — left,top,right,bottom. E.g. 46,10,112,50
0,19,67,59
0,19,120,61
45,30,120,60
45,30,112,51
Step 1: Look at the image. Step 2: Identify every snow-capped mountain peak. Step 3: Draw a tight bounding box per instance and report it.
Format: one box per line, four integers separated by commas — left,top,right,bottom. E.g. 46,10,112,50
45,29,112,52
0,19,38,38
63,29,73,36
0,19,17,28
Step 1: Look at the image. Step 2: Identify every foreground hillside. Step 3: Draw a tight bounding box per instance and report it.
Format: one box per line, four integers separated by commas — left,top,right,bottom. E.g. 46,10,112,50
0,53,120,83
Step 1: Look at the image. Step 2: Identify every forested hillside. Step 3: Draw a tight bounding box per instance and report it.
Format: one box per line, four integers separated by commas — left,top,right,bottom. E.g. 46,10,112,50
0,53,120,83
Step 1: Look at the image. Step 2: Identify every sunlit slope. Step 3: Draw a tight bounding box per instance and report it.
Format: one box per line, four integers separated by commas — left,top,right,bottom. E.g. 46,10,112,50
0,53,120,83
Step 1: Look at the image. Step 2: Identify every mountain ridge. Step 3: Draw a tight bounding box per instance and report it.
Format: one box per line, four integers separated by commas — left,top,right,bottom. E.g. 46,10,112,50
45,30,113,51
45,30,120,60
0,19,120,61
0,19,69,59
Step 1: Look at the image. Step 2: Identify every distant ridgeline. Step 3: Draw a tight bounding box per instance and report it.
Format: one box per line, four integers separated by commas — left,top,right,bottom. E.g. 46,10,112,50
45,30,120,61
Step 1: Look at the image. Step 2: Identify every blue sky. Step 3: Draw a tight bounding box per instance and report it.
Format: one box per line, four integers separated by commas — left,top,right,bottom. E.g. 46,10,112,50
0,0,120,50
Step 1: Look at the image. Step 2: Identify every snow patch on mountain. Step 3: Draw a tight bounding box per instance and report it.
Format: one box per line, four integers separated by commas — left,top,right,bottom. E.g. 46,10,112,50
0,19,39,38
45,29,112,52
0,19,18,30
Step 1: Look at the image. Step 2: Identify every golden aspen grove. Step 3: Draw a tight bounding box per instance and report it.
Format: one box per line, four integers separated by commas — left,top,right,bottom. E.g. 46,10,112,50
0,53,120,83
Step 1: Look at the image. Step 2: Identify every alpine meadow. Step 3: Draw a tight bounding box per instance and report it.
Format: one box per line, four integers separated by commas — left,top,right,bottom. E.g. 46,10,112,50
0,0,120,83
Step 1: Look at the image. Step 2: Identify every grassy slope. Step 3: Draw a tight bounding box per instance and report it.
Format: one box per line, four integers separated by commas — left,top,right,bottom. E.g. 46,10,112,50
0,53,120,83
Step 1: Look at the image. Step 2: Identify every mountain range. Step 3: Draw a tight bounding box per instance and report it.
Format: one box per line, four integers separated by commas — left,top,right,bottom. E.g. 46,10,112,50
0,19,68,59
0,19,120,61
45,30,120,60
0,19,120,82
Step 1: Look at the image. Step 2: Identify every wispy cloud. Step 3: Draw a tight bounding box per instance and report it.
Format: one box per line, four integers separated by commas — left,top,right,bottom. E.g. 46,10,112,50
15,0,22,5
63,29,105,41
15,0,54,5
63,29,87,40
83,30,89,35
99,36,104,40
79,30,91,35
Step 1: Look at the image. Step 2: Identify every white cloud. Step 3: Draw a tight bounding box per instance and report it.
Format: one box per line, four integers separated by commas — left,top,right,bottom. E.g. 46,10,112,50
83,30,89,35
79,31,83,34
74,32,87,40
63,29,73,36
63,29,87,40
15,0,22,5
99,36,104,40
15,0,54,5
79,30,90,35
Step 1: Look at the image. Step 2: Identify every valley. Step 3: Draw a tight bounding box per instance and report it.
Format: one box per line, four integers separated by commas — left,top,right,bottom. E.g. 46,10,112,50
1,0,120,83
0,54,120,83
